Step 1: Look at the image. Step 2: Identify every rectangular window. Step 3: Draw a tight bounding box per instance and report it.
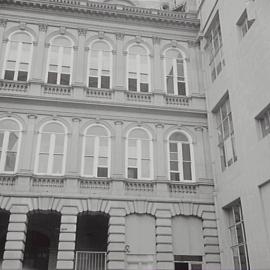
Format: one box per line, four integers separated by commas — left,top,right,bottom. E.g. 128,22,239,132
257,106,270,138
128,167,138,179
214,96,237,171
174,255,203,270
227,201,250,270
237,9,255,38
206,12,225,82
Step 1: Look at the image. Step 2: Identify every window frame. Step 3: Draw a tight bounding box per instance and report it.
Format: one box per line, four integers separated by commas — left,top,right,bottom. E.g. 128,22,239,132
126,43,151,93
0,117,22,174
45,35,74,86
125,127,154,180
167,130,195,182
81,124,111,178
34,121,68,176
214,97,237,171
2,31,34,82
87,40,113,90
163,48,188,96
227,201,250,270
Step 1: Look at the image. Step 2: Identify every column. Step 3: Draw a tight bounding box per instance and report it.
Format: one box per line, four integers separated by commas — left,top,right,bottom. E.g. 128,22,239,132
2,206,28,270
30,24,47,82
155,209,174,270
0,19,7,77
56,207,78,270
114,33,125,90
202,206,221,270
107,208,126,270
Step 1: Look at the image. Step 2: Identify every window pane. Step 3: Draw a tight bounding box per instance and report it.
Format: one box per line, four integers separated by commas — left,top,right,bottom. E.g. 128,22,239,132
129,45,146,55
62,47,72,66
4,70,15,81
236,224,244,244
129,129,149,139
232,247,241,270
8,42,18,60
98,157,108,166
182,144,191,161
38,153,49,173
7,132,18,151
43,122,64,133
17,71,28,81
0,133,4,149
128,140,137,158
40,133,50,153
101,76,110,89
21,43,31,62
55,134,64,153
177,59,184,76
170,152,178,161
170,172,180,181
169,143,178,152
177,81,186,96
99,138,108,157
47,72,57,84
97,167,108,177
239,245,248,269
141,159,150,178
89,76,98,88
170,161,178,171
128,167,137,179
85,137,95,156
128,158,137,167
170,132,188,142
0,120,19,131
141,140,150,159
92,41,110,51
50,46,59,65
140,83,148,93
52,155,63,174
223,118,230,138
87,126,108,136
60,73,70,85
4,152,16,171
191,264,202,270
230,227,238,246
166,76,174,94
183,162,192,180
128,78,137,91
84,156,94,175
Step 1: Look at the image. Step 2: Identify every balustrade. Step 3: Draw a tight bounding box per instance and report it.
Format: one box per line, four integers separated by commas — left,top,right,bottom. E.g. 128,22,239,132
42,84,73,96
31,177,65,192
0,80,28,93
0,175,16,191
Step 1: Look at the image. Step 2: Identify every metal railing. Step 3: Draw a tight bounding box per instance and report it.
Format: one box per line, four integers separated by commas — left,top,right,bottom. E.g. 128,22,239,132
75,251,107,270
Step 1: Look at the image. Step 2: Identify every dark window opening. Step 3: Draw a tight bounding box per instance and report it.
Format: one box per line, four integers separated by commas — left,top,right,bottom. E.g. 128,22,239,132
17,71,28,81
4,70,15,81
128,78,137,91
128,167,137,179
101,76,110,89
60,73,70,85
89,77,98,88
47,72,57,84
140,83,149,93
97,167,108,178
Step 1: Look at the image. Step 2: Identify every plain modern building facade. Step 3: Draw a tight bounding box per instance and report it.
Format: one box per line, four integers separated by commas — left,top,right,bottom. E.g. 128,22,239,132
0,0,269,270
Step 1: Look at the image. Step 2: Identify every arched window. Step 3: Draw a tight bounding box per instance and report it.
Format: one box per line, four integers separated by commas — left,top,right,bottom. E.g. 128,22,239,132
127,128,153,179
168,131,194,181
164,48,187,96
46,36,73,85
0,118,22,173
82,125,110,177
35,121,67,175
88,41,112,89
127,44,150,93
3,32,33,81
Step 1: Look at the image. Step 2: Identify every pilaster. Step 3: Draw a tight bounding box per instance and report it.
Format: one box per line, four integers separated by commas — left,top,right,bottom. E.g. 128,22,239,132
107,208,126,270
152,36,163,93
111,120,124,179
56,207,78,270
114,33,125,90
0,20,8,79
31,24,47,81
2,206,28,270
202,207,221,270
155,123,166,181
155,209,174,270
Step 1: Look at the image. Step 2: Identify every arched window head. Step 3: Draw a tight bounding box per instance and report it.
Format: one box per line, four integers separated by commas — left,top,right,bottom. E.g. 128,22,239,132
0,118,22,173
4,32,33,82
47,36,73,86
82,125,110,178
127,127,153,179
169,131,194,181
35,121,67,175
164,48,187,96
88,41,112,89
127,44,150,93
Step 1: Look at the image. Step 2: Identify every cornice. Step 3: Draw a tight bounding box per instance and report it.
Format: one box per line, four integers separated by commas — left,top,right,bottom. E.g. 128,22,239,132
1,0,200,29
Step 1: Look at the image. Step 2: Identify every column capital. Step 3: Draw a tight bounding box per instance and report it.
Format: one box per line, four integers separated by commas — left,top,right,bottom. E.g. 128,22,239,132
72,117,81,123
27,114,38,119
78,28,87,36
155,123,164,128
115,32,124,40
0,19,7,28
39,23,48,32
114,120,123,126
152,36,161,45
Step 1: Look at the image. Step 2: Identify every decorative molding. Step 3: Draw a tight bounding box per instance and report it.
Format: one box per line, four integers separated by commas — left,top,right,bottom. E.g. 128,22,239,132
171,39,177,48
27,114,38,119
59,26,66,35
114,120,123,126
115,32,124,40
155,123,164,128
152,36,160,45
98,31,105,39
187,40,197,48
72,117,81,123
0,19,8,28
19,22,26,31
135,35,142,44
78,28,87,36
38,24,48,32
194,126,204,131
